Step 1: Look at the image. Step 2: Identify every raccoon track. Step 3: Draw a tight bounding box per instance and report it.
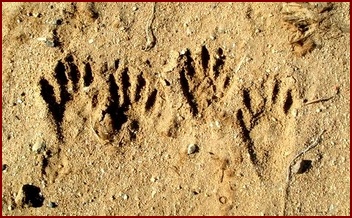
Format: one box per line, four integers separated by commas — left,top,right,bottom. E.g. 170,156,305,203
176,45,228,117
39,54,93,183
236,76,297,179
93,64,160,143
39,54,90,141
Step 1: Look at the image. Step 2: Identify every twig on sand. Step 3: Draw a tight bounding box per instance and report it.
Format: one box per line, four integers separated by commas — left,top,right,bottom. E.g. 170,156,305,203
282,129,326,215
234,54,250,74
304,96,333,105
142,2,157,51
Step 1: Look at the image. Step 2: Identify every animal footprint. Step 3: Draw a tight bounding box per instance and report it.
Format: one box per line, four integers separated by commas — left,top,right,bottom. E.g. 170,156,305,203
235,75,297,179
39,54,93,141
38,54,94,183
92,63,160,143
176,45,230,116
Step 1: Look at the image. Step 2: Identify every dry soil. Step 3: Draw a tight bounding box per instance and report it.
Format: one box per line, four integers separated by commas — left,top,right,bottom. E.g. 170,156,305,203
1,2,350,216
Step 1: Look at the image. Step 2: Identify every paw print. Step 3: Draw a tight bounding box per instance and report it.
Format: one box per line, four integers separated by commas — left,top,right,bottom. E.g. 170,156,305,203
92,63,160,143
235,75,297,178
39,54,93,141
175,45,231,116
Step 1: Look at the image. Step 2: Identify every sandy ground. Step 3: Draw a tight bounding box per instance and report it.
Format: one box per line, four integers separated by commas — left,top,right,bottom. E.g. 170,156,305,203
2,2,350,215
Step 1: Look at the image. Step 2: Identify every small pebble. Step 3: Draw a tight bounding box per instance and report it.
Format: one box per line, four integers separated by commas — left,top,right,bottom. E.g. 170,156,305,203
215,120,221,128
180,49,187,55
340,156,346,163
83,87,90,92
33,12,41,18
217,26,226,34
187,144,199,155
2,164,8,171
88,39,94,44
186,27,193,36
121,193,128,200
192,190,199,195
210,33,216,40
132,6,138,11
45,40,55,47
32,141,46,153
292,160,303,174
329,204,335,212
292,159,312,174
48,202,57,208
15,184,44,208
7,204,14,211
219,196,227,204
151,190,157,198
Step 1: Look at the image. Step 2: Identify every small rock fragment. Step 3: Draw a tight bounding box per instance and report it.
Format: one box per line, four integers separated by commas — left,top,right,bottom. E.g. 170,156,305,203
151,190,157,198
45,40,55,47
180,49,188,55
33,12,41,18
48,201,57,208
32,141,46,153
292,159,312,174
219,196,227,204
7,204,14,211
15,184,44,208
121,193,128,200
192,190,199,195
187,144,199,155
186,27,193,36
215,120,221,128
210,33,216,40
2,164,8,171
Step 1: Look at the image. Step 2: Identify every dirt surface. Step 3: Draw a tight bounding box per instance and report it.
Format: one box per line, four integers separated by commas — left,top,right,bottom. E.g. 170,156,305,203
1,2,350,216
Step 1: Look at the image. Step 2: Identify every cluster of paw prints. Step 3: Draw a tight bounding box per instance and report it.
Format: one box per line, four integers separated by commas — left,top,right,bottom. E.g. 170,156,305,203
39,54,159,143
39,47,296,151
